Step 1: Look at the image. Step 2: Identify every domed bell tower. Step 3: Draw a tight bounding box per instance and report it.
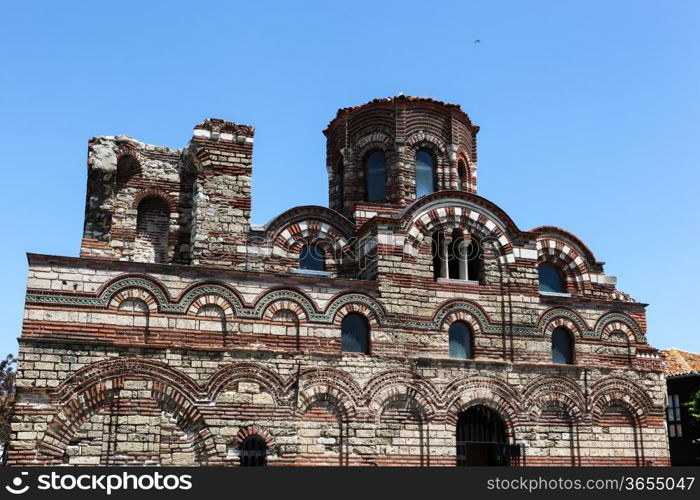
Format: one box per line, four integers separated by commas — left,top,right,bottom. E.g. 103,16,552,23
323,96,479,220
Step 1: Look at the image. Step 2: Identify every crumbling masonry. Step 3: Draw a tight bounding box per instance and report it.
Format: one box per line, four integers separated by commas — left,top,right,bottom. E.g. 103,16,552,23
9,97,669,466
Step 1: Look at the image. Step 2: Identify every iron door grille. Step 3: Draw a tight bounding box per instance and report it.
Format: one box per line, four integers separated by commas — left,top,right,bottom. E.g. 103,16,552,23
239,436,267,467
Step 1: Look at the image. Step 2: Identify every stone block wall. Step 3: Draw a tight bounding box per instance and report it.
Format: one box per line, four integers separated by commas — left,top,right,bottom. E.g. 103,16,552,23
8,253,669,466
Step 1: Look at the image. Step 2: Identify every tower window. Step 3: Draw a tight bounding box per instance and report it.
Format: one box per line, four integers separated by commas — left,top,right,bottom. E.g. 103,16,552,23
134,196,170,263
365,151,387,202
341,312,369,354
449,321,473,359
551,327,574,364
538,263,565,293
299,244,325,271
416,150,436,198
337,159,345,213
457,160,467,190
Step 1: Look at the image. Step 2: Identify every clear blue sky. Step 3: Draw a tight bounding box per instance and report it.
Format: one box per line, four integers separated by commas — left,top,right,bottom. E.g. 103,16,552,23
1,1,698,357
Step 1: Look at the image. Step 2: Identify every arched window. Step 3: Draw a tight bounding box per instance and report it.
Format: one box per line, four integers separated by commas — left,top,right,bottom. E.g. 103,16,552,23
552,327,574,364
415,150,436,198
365,151,386,202
134,197,170,263
299,244,325,271
538,263,565,293
337,159,345,213
449,321,473,359
239,435,267,466
341,312,369,354
434,230,482,282
457,160,467,190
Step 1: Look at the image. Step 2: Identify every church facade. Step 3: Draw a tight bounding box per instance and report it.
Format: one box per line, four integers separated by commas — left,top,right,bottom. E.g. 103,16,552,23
8,96,669,466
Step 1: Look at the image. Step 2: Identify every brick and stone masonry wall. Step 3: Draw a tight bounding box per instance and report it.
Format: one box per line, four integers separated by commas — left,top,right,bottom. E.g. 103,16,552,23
8,254,669,466
8,97,670,466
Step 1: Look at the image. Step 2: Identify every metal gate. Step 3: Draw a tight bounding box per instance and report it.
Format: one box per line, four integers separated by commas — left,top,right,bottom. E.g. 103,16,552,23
239,436,267,466
456,405,520,466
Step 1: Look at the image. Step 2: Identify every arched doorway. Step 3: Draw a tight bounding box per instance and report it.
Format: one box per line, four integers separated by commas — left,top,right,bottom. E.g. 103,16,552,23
456,405,516,466
239,435,267,466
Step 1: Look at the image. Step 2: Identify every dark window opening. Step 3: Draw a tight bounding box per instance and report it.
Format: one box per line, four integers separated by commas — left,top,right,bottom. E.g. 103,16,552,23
667,394,683,438
432,231,443,280
299,244,325,271
552,327,574,364
416,150,436,198
239,435,267,466
341,312,369,354
337,160,345,213
449,321,473,359
457,405,516,466
457,160,467,190
538,263,565,293
365,151,387,202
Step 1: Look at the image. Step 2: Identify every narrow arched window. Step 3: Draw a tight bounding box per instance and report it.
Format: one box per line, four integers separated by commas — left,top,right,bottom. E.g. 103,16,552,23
337,159,345,213
341,312,369,354
538,263,565,293
457,160,467,190
239,435,267,466
552,327,573,364
299,244,325,271
416,150,436,198
365,151,386,202
449,321,473,359
135,196,170,263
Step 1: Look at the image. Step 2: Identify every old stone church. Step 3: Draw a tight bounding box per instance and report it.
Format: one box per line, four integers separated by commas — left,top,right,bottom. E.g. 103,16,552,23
9,96,669,466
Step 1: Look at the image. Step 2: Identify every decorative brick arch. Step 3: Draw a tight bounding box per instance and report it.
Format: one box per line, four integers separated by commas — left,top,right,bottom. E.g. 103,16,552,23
595,312,645,343
261,299,308,322
296,367,362,417
591,375,664,424
187,295,234,318
353,130,394,159
205,362,287,405
363,370,440,419
442,376,522,433
405,131,448,159
297,387,356,420
536,237,590,294
108,287,158,313
522,375,586,422
252,288,318,321
590,376,656,426
402,204,515,265
435,300,491,335
537,307,590,339
272,218,349,261
97,274,170,309
232,425,275,448
178,282,245,318
326,293,384,326
38,358,214,465
131,189,177,213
